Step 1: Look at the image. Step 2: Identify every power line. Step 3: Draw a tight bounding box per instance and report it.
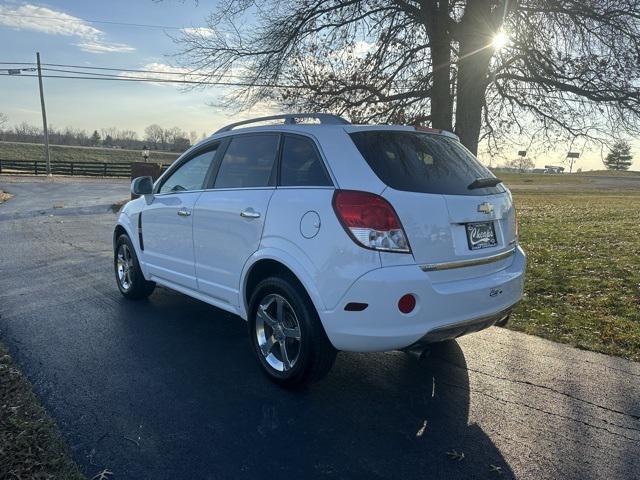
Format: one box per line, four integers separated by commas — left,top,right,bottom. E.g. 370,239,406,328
3,61,251,80
45,63,207,75
41,65,247,79
0,12,191,30
41,67,210,80
3,61,615,100
0,72,429,92
1,61,429,89
0,72,313,89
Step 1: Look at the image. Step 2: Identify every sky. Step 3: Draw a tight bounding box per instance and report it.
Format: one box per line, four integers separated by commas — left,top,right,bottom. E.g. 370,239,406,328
0,0,636,171
0,0,243,139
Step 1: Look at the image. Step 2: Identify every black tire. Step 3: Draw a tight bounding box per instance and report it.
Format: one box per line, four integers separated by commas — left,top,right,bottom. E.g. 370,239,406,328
114,234,155,300
248,275,336,388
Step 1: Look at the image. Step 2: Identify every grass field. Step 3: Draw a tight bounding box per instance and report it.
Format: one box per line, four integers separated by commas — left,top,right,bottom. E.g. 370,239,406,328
0,141,180,164
498,170,640,186
508,189,640,361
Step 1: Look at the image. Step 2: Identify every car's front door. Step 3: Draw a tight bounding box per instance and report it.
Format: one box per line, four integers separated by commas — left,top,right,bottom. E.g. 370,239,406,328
141,144,218,290
193,133,279,307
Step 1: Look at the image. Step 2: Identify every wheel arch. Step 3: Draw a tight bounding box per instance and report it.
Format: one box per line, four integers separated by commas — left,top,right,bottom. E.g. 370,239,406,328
240,251,325,321
113,220,141,258
113,224,129,250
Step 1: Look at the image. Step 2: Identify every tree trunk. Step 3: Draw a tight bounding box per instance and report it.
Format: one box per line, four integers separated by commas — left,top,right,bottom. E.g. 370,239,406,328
428,0,453,131
454,0,495,155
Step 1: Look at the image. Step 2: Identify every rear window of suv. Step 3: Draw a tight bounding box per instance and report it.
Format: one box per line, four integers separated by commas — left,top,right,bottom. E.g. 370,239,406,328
349,131,505,196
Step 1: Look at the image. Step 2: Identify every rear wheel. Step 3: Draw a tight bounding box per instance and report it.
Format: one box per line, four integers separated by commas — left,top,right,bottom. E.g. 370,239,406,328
114,234,155,300
248,276,336,387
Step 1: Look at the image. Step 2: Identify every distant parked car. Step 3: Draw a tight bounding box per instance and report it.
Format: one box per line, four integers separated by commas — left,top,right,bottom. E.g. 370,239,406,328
113,113,526,386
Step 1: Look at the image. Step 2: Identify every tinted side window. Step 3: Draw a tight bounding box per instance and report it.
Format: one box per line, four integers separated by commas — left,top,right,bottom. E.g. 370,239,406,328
214,135,278,188
159,148,217,193
349,131,505,196
280,136,332,187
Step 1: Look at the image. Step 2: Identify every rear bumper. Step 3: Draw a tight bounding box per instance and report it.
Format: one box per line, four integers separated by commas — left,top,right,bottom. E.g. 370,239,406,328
318,245,526,352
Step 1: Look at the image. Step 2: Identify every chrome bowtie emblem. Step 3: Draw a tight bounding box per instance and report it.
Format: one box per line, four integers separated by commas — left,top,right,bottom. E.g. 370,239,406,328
477,202,494,214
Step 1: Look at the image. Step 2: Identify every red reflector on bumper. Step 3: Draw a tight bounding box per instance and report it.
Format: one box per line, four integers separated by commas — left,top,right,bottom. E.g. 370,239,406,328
398,294,416,314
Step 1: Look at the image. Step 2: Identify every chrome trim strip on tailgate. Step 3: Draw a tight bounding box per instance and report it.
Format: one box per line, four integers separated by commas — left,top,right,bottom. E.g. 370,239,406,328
420,247,516,272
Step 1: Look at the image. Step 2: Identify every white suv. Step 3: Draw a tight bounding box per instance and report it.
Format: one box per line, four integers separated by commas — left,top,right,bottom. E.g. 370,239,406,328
114,113,526,386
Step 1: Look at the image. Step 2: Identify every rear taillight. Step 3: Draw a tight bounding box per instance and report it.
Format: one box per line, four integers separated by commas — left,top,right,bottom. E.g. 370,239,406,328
512,205,519,239
332,190,411,253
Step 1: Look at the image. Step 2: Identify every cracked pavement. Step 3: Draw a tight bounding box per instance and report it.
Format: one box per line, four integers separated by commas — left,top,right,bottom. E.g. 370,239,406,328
0,179,638,479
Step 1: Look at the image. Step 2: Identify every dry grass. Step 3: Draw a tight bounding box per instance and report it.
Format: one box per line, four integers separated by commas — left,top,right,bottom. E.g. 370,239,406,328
0,343,85,479
0,190,12,203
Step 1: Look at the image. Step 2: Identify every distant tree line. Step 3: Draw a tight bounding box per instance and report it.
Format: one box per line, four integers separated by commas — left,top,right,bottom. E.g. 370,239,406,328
0,115,205,153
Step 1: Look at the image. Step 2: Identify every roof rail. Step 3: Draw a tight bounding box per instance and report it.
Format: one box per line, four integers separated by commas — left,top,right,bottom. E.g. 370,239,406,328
214,113,350,134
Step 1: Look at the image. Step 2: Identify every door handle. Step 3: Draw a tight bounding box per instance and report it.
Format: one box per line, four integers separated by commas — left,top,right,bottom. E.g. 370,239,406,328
240,208,261,219
177,208,191,217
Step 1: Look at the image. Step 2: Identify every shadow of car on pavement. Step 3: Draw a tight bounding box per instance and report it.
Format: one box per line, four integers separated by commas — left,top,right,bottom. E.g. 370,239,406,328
82,288,515,479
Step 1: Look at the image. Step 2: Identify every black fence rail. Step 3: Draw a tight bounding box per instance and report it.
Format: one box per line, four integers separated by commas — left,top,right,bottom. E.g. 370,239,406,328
0,160,172,178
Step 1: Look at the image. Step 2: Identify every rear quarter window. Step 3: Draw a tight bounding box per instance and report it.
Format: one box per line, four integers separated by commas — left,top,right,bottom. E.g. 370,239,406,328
280,135,332,187
349,131,504,196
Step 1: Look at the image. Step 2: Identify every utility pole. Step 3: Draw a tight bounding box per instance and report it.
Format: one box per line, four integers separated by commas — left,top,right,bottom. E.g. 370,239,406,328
566,151,580,174
36,52,51,176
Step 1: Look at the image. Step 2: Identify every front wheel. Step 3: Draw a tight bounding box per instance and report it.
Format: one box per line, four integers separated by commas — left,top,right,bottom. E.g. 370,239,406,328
248,276,336,387
114,234,155,300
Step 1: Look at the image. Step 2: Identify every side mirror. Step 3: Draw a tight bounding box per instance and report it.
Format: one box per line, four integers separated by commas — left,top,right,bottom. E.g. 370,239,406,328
131,176,153,196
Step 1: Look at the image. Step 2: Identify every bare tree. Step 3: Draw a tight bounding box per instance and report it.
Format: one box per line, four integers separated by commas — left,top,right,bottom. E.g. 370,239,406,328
0,112,7,130
504,156,535,172
144,124,164,149
116,129,139,149
175,0,640,155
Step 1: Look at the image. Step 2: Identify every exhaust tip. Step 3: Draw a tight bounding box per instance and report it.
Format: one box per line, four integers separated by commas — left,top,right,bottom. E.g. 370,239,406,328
404,345,430,361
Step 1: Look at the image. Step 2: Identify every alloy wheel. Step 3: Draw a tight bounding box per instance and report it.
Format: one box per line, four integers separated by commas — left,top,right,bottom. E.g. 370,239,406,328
116,244,134,291
255,293,302,372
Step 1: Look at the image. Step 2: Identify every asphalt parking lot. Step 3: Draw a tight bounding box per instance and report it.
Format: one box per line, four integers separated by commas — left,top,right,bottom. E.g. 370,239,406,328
0,178,639,479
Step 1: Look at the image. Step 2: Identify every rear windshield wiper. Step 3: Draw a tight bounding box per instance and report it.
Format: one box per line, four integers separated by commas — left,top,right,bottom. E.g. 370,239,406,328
468,177,502,190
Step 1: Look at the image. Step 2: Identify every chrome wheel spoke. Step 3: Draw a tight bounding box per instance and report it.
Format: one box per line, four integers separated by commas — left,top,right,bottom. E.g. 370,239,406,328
260,335,276,356
258,305,278,329
279,341,291,371
282,326,301,340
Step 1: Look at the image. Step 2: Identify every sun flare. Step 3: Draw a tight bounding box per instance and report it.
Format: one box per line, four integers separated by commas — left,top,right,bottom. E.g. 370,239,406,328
492,31,508,50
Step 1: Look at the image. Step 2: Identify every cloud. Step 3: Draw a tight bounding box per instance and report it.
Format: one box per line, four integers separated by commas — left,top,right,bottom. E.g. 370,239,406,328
117,63,209,87
352,40,375,58
181,27,215,37
77,42,135,54
0,3,134,54
122,63,193,82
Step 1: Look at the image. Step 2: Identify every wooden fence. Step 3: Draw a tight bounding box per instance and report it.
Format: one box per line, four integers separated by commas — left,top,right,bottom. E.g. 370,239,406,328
0,160,172,178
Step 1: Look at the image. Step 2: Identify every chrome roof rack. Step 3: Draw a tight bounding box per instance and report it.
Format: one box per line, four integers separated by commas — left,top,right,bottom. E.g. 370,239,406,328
214,113,350,134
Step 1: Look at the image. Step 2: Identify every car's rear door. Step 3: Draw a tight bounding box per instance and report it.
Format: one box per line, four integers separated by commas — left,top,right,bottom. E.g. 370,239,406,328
192,133,279,307
141,143,219,290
